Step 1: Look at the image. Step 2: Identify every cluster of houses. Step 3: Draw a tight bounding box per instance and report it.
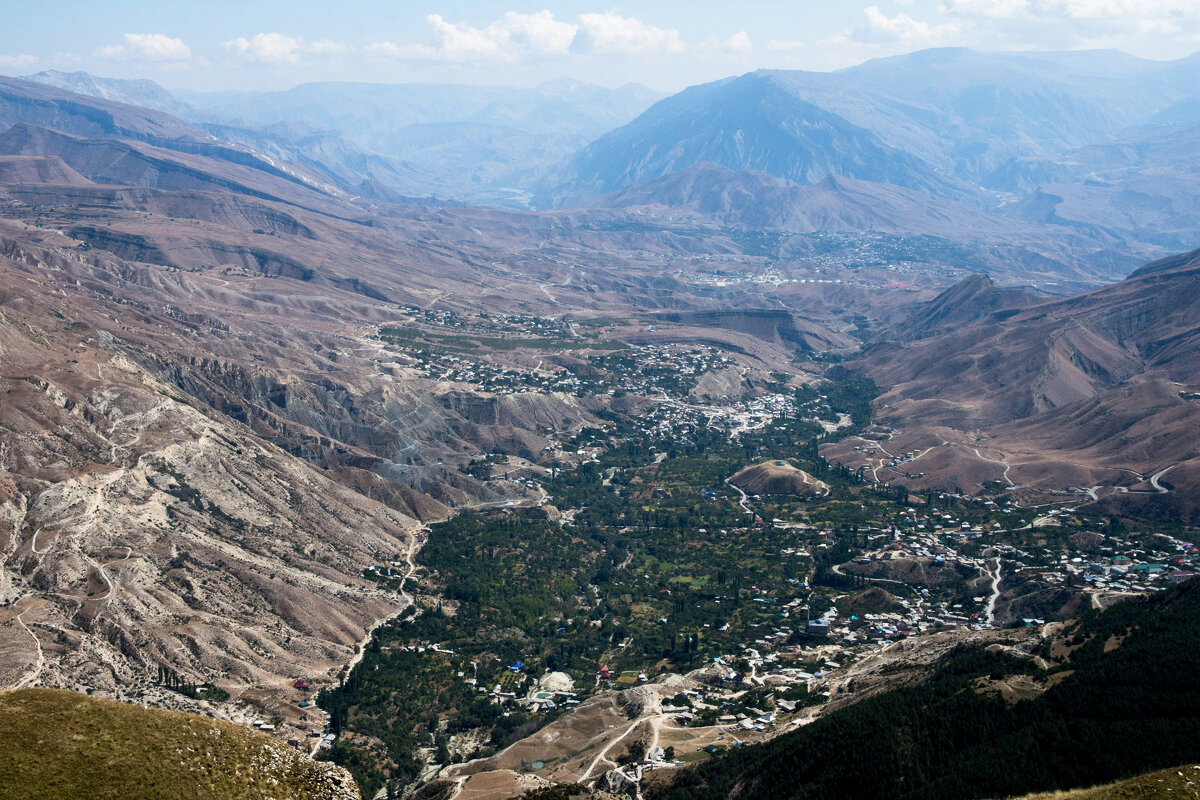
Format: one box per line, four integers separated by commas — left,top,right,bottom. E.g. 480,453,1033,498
1055,538,1198,591
638,391,809,446
387,348,587,396
395,307,574,338
595,343,735,399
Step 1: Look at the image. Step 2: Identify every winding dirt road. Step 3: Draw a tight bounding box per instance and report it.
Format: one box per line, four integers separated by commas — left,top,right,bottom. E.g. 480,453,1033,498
12,601,45,689
726,479,754,516
579,716,644,782
983,557,1003,627
1151,465,1178,493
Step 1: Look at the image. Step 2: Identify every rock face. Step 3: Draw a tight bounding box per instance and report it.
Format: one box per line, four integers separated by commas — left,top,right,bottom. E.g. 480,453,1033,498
730,460,828,497
0,272,417,697
864,247,1200,427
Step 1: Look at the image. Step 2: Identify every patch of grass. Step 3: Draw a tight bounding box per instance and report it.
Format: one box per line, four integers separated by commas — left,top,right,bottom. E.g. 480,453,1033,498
0,688,356,800
1001,765,1200,800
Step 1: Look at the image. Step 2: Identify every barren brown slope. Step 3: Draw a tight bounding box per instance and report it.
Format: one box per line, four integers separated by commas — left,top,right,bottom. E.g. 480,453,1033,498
593,163,1153,290
0,75,202,143
0,230,442,740
730,460,828,496
0,123,351,216
839,248,1200,515
0,154,93,186
0,76,359,199
0,177,618,718
862,248,1200,426
887,272,1044,342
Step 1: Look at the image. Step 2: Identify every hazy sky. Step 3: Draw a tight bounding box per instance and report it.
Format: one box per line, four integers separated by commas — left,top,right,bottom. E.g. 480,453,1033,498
2,1,1198,92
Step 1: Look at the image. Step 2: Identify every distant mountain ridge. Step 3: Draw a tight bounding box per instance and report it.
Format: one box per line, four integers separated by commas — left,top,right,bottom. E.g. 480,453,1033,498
18,71,664,206
180,78,664,205
24,70,197,119
599,162,1022,237
538,71,964,207
540,48,1200,227
0,75,204,143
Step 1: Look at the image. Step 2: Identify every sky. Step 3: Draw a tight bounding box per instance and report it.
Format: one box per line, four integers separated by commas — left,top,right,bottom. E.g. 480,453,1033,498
2,1,1199,93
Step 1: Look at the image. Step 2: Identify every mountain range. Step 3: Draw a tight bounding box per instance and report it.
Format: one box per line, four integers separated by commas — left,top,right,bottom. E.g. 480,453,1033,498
536,49,1200,279
0,49,1198,799
547,49,1200,203
25,70,664,206
821,247,1200,521
18,51,1200,286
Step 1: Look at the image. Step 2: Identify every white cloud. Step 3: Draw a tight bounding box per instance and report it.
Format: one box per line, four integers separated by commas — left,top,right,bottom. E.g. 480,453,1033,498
790,6,962,68
695,30,754,60
96,33,191,62
852,6,961,46
223,33,347,64
945,0,1200,31
572,12,686,55
369,10,690,63
373,11,577,62
0,54,37,69
223,33,302,64
1047,0,1195,21
941,0,1200,44
365,41,406,58
722,31,754,56
308,40,348,55
941,0,1030,20
765,39,807,52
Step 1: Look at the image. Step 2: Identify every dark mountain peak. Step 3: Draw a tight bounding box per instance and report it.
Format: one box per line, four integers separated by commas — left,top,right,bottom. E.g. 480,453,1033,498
537,69,960,207
1127,246,1200,279
890,272,1042,342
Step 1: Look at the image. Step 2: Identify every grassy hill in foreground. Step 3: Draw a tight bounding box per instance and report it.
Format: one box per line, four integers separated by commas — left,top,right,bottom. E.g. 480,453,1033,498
0,688,358,800
1003,765,1200,800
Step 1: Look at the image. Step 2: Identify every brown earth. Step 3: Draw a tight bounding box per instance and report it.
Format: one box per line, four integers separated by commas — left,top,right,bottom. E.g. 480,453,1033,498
829,251,1200,520
730,460,829,497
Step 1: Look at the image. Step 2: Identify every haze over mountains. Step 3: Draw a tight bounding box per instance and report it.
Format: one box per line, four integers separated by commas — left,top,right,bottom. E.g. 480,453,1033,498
0,43,1198,800
22,48,1199,288
547,48,1200,200
16,50,1200,267
25,70,664,206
